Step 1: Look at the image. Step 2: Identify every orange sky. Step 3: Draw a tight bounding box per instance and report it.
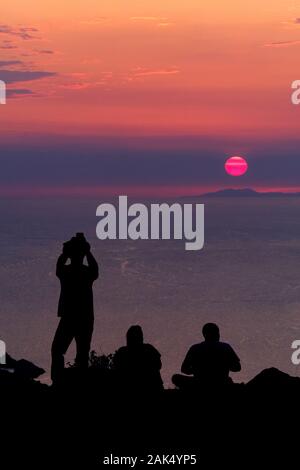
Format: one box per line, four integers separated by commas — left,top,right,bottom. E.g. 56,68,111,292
1,0,300,137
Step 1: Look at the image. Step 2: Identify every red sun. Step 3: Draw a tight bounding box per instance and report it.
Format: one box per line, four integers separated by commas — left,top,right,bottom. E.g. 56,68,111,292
225,156,248,176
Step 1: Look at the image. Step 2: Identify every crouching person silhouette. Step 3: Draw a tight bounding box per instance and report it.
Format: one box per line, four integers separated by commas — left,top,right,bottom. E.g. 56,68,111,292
51,233,99,383
172,323,241,390
114,325,164,392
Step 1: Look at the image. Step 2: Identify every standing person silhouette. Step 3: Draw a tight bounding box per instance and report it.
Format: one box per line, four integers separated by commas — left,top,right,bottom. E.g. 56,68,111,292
172,323,241,389
51,233,99,383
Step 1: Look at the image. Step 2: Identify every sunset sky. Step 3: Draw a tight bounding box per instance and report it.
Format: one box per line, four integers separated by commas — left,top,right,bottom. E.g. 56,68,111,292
1,0,300,195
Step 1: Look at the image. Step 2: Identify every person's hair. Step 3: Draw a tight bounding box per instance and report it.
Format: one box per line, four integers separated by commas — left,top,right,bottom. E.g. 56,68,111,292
126,325,144,347
202,323,220,341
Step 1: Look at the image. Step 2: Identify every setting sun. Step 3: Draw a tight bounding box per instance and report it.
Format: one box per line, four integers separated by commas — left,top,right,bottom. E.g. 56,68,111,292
225,156,248,177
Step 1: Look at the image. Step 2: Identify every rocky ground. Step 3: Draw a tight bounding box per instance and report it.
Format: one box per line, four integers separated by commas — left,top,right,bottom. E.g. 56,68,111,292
1,360,299,468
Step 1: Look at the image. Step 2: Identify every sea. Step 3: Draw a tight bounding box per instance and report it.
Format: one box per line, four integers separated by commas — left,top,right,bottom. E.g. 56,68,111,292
1,195,300,387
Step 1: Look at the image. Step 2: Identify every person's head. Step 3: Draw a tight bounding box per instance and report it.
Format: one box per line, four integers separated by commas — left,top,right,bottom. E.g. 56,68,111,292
202,323,220,342
126,325,144,347
63,233,89,266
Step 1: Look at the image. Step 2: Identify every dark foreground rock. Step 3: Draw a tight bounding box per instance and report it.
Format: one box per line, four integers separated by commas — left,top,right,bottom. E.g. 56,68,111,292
1,364,300,468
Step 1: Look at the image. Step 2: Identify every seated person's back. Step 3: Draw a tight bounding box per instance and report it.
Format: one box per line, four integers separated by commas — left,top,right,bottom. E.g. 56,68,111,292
182,340,240,384
173,323,241,388
114,325,163,391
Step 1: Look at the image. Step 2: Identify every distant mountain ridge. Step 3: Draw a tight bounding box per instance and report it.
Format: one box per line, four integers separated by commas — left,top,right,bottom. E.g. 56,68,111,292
201,188,300,198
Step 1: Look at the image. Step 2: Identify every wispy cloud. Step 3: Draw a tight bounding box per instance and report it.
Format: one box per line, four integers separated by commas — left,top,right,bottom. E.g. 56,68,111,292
0,24,39,40
60,75,112,90
281,18,300,29
60,82,94,90
0,24,57,99
0,39,17,49
80,17,109,25
6,88,35,98
35,49,55,55
0,69,56,84
0,60,22,67
130,16,174,27
132,67,180,78
264,40,300,48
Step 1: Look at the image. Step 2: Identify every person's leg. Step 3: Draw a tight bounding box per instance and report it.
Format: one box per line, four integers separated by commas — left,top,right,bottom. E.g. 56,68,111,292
51,318,74,382
74,316,94,370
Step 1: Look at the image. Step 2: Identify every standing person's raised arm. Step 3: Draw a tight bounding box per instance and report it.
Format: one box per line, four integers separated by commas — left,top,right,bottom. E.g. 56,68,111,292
56,253,68,278
86,249,99,280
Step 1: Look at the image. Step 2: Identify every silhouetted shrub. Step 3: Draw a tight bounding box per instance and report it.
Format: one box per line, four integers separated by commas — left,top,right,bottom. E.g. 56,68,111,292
89,350,115,371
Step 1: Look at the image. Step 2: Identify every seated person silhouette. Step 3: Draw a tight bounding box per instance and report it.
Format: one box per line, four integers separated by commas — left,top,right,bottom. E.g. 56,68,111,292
114,325,163,392
172,323,241,390
51,233,99,383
